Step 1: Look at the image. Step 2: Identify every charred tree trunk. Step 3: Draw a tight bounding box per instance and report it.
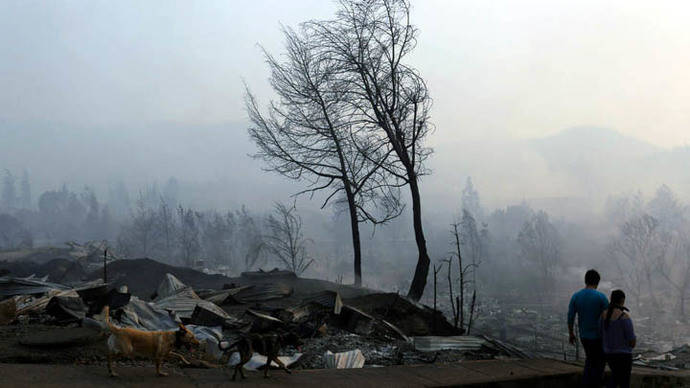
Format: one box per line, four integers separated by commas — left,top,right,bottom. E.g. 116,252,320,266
433,264,439,333
407,174,431,301
446,259,457,328
467,289,476,335
453,224,465,330
345,186,363,287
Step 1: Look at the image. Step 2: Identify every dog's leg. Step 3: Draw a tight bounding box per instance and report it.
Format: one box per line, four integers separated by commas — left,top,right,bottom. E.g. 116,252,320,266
264,357,272,378
233,363,247,381
272,357,292,374
232,352,250,381
156,358,168,377
107,352,118,377
239,353,251,380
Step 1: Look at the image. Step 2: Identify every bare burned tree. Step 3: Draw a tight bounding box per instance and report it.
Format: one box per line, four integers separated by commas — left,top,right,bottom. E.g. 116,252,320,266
246,24,402,286
117,194,160,258
451,222,477,332
517,211,562,297
265,202,314,275
177,205,200,267
608,214,663,310
460,210,482,289
657,231,690,319
307,0,434,300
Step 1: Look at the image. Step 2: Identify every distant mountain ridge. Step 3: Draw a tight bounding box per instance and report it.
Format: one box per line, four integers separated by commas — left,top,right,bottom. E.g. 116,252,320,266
530,126,689,200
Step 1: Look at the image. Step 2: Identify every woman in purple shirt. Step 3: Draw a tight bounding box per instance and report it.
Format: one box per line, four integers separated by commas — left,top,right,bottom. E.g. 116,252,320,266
601,289,636,388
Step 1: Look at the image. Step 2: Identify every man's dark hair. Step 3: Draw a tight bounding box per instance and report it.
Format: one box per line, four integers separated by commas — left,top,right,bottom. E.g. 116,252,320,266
585,269,600,286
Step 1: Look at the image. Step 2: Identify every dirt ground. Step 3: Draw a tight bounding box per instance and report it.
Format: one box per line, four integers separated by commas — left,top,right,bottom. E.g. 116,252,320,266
0,359,588,388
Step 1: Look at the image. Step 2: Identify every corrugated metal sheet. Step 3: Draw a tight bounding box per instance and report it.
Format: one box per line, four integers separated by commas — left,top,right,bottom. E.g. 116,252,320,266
154,294,229,320
201,286,252,305
119,296,179,331
413,336,486,352
0,276,70,297
155,273,199,300
479,335,532,359
323,349,365,368
301,290,343,315
231,283,293,303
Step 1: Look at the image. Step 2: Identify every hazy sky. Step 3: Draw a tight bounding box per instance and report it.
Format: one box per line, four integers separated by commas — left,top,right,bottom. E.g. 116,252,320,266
1,0,689,148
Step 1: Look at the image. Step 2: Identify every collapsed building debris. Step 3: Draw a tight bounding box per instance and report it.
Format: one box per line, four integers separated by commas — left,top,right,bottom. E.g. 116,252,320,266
45,295,87,323
0,255,536,371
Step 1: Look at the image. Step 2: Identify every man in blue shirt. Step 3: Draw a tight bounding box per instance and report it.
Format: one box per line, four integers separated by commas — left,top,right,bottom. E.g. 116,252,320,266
568,269,609,387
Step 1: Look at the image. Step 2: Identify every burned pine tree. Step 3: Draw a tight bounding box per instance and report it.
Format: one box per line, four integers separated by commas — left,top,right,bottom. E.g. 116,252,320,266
308,0,434,300
246,25,402,286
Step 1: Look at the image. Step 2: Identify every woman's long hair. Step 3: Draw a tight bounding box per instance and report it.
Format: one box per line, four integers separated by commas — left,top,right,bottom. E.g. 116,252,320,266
604,289,626,329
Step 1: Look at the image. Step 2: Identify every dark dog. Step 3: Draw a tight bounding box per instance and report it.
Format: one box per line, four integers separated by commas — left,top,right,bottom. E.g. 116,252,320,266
219,332,302,380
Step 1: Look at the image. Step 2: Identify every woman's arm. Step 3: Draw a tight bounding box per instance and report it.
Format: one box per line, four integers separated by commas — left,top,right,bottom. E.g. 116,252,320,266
623,316,636,348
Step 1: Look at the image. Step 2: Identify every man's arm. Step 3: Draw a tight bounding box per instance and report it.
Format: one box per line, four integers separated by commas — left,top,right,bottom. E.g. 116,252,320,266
567,295,576,344
601,293,609,311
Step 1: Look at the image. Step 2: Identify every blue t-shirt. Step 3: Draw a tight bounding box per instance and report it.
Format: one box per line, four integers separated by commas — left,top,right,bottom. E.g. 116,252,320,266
567,288,609,339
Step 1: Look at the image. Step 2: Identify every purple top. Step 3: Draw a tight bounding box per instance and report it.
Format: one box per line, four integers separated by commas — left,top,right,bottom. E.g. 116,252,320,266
601,315,636,354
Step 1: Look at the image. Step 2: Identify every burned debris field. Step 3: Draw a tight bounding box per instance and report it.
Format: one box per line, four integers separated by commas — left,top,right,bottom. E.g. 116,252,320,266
3,0,690,386
0,249,520,370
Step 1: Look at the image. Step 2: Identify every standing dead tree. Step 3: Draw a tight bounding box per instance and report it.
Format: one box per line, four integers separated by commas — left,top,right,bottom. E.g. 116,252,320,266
608,213,663,310
657,232,690,319
177,206,200,267
451,222,477,332
308,0,434,300
442,257,458,328
246,24,402,286
517,211,562,298
117,194,160,259
265,202,314,275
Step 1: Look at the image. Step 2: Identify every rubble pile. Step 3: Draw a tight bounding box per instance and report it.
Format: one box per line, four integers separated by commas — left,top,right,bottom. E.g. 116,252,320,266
0,253,533,370
634,344,690,371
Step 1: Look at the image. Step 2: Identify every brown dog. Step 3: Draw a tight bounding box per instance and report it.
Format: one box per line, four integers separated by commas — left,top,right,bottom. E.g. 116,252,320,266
220,332,301,380
103,305,200,377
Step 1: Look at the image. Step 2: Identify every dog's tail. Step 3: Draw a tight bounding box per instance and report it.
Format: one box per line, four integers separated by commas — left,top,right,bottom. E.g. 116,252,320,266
102,305,118,333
